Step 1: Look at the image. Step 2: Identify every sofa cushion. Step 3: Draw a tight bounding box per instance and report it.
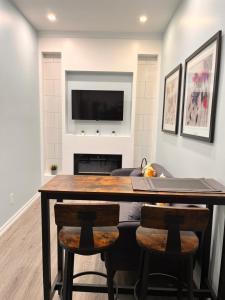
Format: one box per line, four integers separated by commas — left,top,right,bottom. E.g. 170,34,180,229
128,202,142,220
130,168,142,177
119,201,142,221
119,202,133,222
111,168,135,176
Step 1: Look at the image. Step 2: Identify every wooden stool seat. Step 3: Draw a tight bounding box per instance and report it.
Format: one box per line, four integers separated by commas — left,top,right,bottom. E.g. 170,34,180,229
59,226,119,252
136,227,199,255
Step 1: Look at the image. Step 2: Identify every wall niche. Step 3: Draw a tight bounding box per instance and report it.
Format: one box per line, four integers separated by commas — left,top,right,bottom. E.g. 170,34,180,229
42,52,62,175
66,71,133,137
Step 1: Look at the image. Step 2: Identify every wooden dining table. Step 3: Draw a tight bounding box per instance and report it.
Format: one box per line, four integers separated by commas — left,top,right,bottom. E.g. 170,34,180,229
39,175,225,300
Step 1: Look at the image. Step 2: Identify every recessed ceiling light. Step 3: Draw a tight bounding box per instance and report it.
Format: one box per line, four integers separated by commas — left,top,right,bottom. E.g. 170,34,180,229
47,13,56,22
139,15,148,23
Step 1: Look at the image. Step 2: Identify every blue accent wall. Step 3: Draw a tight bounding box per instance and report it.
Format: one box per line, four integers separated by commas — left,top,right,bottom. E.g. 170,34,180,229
0,0,41,227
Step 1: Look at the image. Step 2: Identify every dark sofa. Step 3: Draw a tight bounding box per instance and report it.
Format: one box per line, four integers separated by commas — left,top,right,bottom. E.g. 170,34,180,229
102,162,203,283
104,163,174,272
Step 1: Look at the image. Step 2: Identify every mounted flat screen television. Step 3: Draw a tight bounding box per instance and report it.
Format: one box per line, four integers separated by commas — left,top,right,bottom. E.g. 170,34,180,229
72,90,124,121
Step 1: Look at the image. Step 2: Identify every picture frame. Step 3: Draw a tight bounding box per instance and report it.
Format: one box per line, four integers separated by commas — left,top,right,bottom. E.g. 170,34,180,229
162,64,182,134
181,31,222,143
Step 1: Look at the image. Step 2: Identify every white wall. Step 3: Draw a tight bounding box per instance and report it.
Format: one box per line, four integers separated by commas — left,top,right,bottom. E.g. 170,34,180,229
156,0,225,293
0,0,40,227
39,36,162,174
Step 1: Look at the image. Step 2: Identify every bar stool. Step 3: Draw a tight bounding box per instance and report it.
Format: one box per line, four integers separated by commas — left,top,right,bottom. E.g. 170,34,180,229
136,205,209,300
54,202,120,300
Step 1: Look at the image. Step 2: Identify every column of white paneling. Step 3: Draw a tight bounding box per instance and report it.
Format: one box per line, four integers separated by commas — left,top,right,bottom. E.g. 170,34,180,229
42,53,62,174
134,56,158,167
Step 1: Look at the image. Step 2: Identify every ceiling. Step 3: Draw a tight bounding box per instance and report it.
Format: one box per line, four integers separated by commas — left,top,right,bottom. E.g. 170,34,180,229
11,0,181,35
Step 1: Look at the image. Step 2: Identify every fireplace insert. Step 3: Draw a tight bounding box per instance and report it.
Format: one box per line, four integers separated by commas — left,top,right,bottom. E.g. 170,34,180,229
74,153,122,175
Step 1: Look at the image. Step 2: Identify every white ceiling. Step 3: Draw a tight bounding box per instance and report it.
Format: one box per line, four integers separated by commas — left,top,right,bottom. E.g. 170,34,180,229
11,0,181,35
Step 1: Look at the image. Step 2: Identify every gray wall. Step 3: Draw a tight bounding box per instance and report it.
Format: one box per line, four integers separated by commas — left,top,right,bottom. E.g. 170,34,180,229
0,0,40,227
156,0,225,293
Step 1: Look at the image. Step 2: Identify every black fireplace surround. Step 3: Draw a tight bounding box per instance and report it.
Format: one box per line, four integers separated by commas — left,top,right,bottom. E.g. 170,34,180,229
74,153,122,175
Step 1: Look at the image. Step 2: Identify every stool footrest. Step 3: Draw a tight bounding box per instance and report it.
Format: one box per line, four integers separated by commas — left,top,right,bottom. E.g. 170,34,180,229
73,271,107,279
134,273,181,300
147,272,179,282
72,271,118,300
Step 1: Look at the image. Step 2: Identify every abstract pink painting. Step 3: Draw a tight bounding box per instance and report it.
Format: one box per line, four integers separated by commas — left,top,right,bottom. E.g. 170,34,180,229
162,64,182,134
181,31,221,142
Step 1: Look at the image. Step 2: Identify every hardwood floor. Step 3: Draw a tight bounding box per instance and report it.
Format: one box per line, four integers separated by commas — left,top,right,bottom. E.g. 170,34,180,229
0,198,171,300
0,199,134,299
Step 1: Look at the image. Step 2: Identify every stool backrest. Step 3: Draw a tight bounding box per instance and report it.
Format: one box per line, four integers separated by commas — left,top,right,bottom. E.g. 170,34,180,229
141,205,209,253
141,205,209,231
55,203,120,227
55,203,120,250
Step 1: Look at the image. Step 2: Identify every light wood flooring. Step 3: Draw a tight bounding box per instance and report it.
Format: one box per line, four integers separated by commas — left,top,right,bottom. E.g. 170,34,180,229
0,198,170,300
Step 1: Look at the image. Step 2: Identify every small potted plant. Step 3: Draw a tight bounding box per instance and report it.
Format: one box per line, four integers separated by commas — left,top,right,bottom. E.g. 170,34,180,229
50,164,58,175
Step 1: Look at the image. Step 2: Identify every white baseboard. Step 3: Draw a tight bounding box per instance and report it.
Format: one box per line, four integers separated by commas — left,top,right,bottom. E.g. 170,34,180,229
0,192,40,236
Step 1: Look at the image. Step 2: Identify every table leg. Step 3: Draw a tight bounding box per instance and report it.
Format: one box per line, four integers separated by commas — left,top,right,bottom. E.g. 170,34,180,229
41,193,51,300
200,204,213,292
217,213,225,300
57,198,63,283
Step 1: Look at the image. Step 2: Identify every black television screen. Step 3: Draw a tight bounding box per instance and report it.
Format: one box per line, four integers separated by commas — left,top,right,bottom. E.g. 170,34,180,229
72,90,124,121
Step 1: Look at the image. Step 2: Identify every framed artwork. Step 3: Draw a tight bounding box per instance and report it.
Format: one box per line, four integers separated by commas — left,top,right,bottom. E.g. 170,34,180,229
162,64,182,134
181,31,222,142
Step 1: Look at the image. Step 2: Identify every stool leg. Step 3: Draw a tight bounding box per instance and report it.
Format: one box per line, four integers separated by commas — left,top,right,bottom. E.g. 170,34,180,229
62,250,74,300
104,252,115,300
177,281,183,300
137,249,145,281
177,259,183,300
187,255,194,300
140,251,150,300
135,249,145,298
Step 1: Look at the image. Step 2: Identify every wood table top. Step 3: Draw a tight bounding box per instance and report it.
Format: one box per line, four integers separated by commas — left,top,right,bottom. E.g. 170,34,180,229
39,175,225,205
40,175,132,193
